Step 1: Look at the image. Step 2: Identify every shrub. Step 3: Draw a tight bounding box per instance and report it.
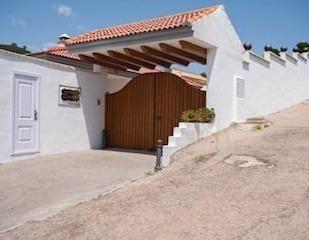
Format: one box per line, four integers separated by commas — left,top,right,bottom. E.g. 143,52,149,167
270,48,280,56
195,108,215,123
180,109,197,122
180,107,215,123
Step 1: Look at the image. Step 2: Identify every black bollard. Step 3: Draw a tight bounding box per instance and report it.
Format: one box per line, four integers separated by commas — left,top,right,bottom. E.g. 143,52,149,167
154,139,163,171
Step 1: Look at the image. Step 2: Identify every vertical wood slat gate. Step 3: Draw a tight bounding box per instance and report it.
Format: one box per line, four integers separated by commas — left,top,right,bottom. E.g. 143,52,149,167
105,72,206,150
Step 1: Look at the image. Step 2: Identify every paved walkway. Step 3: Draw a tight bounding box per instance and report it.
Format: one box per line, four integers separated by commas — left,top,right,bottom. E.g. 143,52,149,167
0,149,154,232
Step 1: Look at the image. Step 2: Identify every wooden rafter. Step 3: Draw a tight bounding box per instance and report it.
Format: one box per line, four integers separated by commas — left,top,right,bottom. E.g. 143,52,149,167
124,48,171,68
108,50,156,69
78,54,127,71
93,52,140,71
178,40,207,56
141,45,189,66
159,43,206,65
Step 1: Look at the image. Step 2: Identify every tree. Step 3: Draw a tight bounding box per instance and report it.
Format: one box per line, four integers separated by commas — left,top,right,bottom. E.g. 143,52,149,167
293,42,309,53
200,72,207,78
264,45,281,56
270,48,280,56
0,42,30,54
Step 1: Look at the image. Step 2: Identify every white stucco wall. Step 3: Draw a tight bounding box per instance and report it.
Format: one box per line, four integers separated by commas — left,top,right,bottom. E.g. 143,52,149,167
235,51,309,121
0,51,107,163
192,6,244,131
106,74,131,93
193,6,309,129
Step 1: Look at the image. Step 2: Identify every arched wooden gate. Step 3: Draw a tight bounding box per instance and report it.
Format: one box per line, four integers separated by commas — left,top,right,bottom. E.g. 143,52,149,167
105,72,206,150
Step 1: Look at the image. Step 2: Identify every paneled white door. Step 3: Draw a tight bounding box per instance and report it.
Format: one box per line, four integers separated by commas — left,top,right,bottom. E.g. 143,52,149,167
13,74,39,154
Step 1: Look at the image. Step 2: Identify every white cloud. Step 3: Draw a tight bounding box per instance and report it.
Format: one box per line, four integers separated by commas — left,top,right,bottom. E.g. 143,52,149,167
10,17,27,27
57,4,72,16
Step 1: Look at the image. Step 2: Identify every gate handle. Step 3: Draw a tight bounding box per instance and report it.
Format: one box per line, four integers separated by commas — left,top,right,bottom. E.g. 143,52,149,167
34,110,38,121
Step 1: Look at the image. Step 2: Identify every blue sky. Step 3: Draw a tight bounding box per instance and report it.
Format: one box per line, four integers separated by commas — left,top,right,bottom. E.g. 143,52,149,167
0,0,308,53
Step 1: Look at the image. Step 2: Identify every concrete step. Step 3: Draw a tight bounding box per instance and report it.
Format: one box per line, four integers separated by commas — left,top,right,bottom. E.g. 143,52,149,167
167,135,189,150
246,117,267,124
178,122,188,128
162,122,214,167
167,136,177,147
173,127,183,137
162,145,176,157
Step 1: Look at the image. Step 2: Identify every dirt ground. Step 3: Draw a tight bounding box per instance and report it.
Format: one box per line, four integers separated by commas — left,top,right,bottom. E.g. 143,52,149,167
1,101,309,240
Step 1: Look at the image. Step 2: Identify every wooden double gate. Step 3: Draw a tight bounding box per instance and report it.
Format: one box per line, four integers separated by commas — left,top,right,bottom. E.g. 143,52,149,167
105,72,206,150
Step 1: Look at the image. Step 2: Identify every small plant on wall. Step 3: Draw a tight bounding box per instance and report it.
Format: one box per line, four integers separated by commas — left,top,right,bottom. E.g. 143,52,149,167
293,42,309,53
264,45,281,56
180,109,196,122
180,107,215,123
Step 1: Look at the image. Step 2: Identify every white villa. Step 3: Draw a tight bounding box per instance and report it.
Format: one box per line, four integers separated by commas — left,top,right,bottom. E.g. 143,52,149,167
0,5,308,165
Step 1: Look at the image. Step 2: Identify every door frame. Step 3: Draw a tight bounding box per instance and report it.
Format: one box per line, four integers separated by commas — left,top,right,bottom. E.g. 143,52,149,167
11,71,41,155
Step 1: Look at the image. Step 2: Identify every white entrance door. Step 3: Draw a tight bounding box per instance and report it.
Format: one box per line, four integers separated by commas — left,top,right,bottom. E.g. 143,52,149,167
12,73,39,154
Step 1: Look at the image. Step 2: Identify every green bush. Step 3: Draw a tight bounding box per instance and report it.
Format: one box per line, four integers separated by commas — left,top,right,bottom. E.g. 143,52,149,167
195,108,215,123
180,108,215,123
270,48,280,56
180,109,197,122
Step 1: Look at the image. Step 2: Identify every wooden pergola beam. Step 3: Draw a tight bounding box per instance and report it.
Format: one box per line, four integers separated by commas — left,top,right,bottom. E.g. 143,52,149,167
141,45,189,66
159,43,207,65
78,54,127,71
178,40,207,56
107,50,156,70
124,48,171,68
93,52,140,71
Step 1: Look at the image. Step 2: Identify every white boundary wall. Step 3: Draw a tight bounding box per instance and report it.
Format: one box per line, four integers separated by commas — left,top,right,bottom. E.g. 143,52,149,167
0,50,108,163
193,6,309,130
235,51,309,121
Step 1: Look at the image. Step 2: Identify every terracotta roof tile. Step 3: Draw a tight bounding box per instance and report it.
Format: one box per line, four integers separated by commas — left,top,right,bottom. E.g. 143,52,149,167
30,45,80,60
66,5,220,46
46,46,80,60
180,75,206,88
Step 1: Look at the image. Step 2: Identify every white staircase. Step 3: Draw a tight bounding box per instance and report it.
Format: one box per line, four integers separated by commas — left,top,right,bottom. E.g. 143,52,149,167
162,122,214,167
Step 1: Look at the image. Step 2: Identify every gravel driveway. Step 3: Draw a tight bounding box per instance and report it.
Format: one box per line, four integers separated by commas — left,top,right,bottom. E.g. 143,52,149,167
1,101,309,239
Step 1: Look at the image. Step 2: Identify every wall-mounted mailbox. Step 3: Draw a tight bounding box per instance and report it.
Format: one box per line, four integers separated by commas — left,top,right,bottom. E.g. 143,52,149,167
59,85,81,106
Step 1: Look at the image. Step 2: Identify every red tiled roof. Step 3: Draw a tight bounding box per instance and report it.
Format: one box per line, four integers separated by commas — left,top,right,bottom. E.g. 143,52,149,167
45,46,80,60
66,5,220,46
30,45,80,60
180,75,206,88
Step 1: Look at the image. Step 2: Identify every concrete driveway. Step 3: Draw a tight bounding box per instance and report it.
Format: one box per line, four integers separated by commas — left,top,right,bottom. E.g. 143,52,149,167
0,149,154,232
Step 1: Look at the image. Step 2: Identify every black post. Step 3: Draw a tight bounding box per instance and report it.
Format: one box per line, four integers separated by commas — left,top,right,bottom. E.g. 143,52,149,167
155,139,163,171
102,129,106,149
